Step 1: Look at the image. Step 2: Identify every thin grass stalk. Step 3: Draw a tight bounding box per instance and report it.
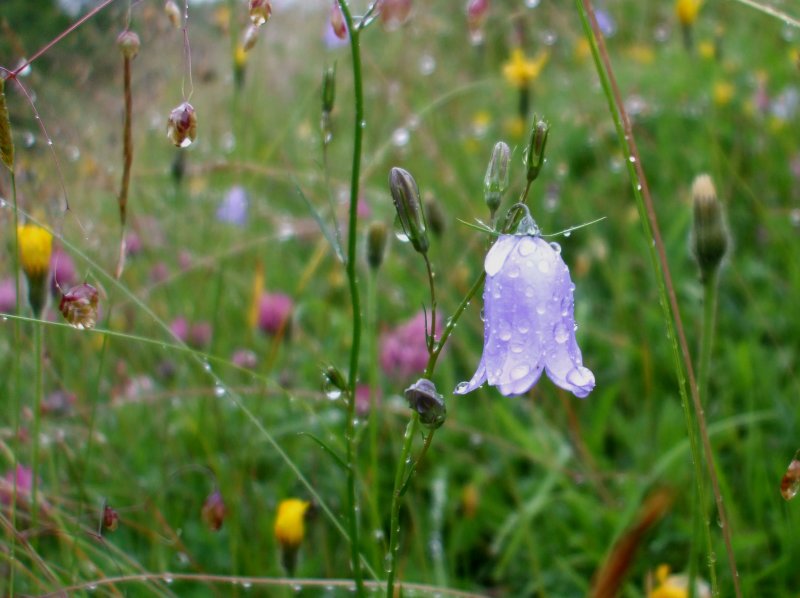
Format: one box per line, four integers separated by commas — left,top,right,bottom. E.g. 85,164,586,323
31,321,44,534
336,1,365,594
9,170,20,597
116,54,133,279
366,270,383,568
575,2,740,595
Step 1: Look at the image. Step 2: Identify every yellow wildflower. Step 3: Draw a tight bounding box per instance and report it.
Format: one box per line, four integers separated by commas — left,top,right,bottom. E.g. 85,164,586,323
235,44,248,68
648,565,710,598
675,0,702,27
712,81,734,106
274,498,310,548
502,48,548,88
17,224,53,278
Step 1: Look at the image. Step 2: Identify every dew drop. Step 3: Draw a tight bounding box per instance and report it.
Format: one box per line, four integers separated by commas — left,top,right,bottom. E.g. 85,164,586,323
537,260,550,273
549,241,561,254
214,385,226,398
510,364,530,380
507,266,520,278
392,127,410,147
419,54,436,75
455,381,469,394
566,366,594,387
554,323,569,344
393,215,410,243
499,329,512,341
524,0,541,7
536,303,546,315
518,237,537,256
563,230,572,237
525,286,535,298
510,342,524,354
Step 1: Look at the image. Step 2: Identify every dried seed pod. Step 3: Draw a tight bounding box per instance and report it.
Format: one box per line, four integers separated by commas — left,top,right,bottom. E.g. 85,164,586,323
59,283,100,330
116,30,140,59
166,102,197,148
201,489,227,531
249,0,272,26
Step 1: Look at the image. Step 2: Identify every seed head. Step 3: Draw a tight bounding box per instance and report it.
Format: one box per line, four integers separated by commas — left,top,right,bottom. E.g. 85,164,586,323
116,30,140,59
167,102,197,148
59,283,100,330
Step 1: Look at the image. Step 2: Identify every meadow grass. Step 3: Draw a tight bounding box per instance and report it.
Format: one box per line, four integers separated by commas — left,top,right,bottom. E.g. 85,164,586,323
1,0,800,596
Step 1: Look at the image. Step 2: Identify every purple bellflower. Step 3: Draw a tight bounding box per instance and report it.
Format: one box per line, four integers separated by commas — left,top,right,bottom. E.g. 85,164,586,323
455,215,594,398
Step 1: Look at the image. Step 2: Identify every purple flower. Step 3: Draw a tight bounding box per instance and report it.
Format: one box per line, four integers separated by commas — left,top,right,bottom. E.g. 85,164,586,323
257,292,293,336
170,317,189,342
455,233,594,398
0,278,17,313
216,185,249,227
380,311,437,380
189,321,213,349
0,465,33,505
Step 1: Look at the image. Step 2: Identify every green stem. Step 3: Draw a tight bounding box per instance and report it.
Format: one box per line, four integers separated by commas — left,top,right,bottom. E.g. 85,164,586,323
366,270,383,568
385,269,487,597
576,2,739,595
337,1,365,594
31,320,44,532
10,170,20,597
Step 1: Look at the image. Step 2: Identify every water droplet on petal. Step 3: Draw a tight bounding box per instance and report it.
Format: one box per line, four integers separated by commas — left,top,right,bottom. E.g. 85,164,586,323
510,364,530,380
507,266,520,278
566,366,594,387
554,322,569,344
518,237,537,256
536,303,546,315
549,241,561,254
537,260,550,273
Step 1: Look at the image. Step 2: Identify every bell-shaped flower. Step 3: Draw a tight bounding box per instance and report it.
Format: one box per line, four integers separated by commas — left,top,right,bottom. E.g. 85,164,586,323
455,229,594,398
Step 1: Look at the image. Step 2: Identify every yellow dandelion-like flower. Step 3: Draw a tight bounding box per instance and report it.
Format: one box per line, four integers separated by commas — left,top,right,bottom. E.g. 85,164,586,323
17,224,53,278
648,565,710,598
502,48,548,89
675,0,702,27
712,81,734,106
274,498,310,548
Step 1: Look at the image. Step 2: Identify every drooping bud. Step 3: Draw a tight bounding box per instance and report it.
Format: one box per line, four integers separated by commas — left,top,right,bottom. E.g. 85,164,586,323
242,24,260,52
330,1,348,40
0,77,14,171
389,167,429,255
780,449,800,501
201,489,227,531
525,115,549,183
166,102,197,148
102,504,119,532
366,221,388,270
322,65,336,115
164,1,181,28
59,283,100,330
484,141,510,215
116,30,140,59
249,0,272,26
690,174,729,281
404,378,446,429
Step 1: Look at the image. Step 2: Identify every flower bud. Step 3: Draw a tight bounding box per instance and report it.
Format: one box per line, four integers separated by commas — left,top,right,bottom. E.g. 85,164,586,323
116,30,140,60
102,504,119,532
59,283,100,330
322,65,336,115
366,221,388,270
389,167,429,254
404,378,446,429
690,174,729,281
249,0,272,26
0,77,14,171
201,489,227,531
164,1,181,28
330,1,347,40
484,141,510,215
167,102,197,148
525,116,549,183
242,24,260,52
275,498,311,575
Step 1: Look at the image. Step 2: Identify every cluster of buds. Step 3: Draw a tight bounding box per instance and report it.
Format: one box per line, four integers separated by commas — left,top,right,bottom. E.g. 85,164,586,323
166,101,197,148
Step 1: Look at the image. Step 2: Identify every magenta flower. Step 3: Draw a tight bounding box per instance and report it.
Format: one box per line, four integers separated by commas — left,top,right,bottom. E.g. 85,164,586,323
0,278,17,313
380,311,437,380
258,292,293,336
455,233,594,398
0,465,33,505
170,317,189,342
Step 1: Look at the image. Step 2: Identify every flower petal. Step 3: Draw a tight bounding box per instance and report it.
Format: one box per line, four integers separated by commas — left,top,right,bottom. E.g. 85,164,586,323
484,234,518,277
